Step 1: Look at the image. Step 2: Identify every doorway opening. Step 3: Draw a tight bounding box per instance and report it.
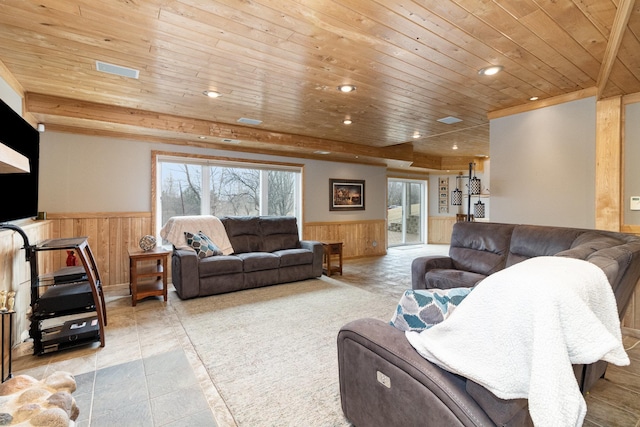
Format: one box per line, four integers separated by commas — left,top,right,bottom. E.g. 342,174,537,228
387,179,426,247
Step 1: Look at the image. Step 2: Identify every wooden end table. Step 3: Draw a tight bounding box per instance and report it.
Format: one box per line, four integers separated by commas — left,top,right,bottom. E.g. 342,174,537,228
128,247,171,306
322,241,343,276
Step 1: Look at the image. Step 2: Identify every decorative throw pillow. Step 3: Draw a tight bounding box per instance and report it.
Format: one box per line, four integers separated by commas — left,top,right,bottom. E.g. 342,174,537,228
184,231,223,258
390,287,473,332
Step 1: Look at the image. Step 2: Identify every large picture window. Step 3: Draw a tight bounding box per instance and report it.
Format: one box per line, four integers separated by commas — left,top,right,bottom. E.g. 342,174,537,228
154,152,302,235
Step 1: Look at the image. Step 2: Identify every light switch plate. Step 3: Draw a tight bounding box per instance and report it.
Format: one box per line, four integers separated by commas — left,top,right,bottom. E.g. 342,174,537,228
631,196,640,211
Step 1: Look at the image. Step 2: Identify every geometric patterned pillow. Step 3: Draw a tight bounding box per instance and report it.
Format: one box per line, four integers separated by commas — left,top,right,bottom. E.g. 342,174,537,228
184,231,223,259
389,287,473,332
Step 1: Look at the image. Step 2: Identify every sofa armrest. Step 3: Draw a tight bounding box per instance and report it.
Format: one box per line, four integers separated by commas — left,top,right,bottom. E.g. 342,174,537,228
411,256,454,289
338,318,494,427
301,240,323,277
171,249,200,299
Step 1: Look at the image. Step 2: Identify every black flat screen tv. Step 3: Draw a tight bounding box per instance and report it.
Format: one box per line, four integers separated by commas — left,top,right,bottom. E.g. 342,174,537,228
0,98,39,223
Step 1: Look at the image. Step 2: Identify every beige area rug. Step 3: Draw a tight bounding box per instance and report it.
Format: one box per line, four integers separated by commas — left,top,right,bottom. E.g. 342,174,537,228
172,276,400,427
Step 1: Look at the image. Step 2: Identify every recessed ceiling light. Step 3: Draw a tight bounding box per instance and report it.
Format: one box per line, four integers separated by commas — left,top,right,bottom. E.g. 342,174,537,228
203,90,221,98
478,65,503,76
343,119,353,125
337,85,356,93
413,132,421,139
452,144,459,150
198,136,206,139
529,96,539,101
314,150,331,155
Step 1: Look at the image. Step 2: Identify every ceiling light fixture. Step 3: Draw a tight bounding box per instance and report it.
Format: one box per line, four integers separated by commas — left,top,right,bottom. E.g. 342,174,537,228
337,85,356,93
343,119,353,125
452,144,459,150
529,96,539,101
413,132,421,139
314,150,331,155
478,65,503,76
203,90,221,98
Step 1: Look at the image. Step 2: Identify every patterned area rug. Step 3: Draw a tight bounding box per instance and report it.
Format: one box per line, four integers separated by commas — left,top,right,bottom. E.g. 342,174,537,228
171,276,400,427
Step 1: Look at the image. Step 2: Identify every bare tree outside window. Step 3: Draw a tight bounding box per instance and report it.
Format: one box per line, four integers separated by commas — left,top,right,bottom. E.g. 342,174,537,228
160,159,299,228
268,170,294,215
161,163,202,224
221,168,260,216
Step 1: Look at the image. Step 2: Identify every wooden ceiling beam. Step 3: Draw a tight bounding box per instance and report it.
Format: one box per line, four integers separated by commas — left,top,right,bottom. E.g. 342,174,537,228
596,0,636,98
25,92,416,163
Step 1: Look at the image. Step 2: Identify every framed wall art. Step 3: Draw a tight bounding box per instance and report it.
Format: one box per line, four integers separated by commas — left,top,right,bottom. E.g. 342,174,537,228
329,179,365,211
438,177,449,213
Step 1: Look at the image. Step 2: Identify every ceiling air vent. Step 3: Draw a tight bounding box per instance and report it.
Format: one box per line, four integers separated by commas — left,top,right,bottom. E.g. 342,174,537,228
437,116,462,124
237,117,262,125
222,139,241,144
96,61,140,79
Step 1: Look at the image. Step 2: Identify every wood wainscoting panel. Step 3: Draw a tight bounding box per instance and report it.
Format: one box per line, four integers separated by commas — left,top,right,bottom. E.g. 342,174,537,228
428,216,456,244
0,220,52,347
45,212,153,287
302,220,387,259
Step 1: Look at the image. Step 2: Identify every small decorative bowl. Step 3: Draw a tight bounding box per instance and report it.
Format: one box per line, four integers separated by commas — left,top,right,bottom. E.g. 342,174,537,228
139,235,157,251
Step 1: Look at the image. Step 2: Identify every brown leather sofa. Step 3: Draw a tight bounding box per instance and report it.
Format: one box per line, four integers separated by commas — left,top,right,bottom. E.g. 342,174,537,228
338,222,640,426
171,216,323,299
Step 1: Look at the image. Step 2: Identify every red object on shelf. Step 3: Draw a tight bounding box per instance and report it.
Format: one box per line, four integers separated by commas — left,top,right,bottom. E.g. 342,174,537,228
66,250,77,266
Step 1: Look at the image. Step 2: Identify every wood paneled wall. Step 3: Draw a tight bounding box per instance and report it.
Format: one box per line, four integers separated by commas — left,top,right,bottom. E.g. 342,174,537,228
0,220,51,345
302,220,387,259
428,216,456,244
45,212,153,287
0,213,152,344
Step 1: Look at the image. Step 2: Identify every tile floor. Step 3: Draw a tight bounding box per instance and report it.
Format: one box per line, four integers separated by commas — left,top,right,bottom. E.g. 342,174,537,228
10,244,640,426
12,284,225,427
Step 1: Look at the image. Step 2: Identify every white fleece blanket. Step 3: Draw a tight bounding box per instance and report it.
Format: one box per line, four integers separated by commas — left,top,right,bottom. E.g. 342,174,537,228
405,256,629,427
159,215,234,255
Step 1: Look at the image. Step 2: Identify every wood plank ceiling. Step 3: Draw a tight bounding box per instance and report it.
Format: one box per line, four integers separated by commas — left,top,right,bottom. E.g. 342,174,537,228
0,0,639,170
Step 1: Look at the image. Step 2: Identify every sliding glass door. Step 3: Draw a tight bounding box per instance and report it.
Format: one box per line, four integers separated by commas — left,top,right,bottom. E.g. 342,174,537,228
387,179,426,247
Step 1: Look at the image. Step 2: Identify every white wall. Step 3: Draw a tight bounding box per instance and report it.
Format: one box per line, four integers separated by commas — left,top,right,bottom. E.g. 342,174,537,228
38,131,387,223
490,97,596,227
625,101,640,225
0,77,22,115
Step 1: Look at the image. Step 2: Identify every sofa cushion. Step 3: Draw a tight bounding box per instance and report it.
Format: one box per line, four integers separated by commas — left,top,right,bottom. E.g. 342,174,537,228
198,255,244,277
184,231,223,258
506,225,584,267
222,217,262,254
260,217,301,252
390,288,473,332
259,216,299,235
555,232,625,260
161,215,234,255
466,380,530,426
425,269,486,289
449,222,515,275
263,234,300,253
238,252,280,272
275,248,313,267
